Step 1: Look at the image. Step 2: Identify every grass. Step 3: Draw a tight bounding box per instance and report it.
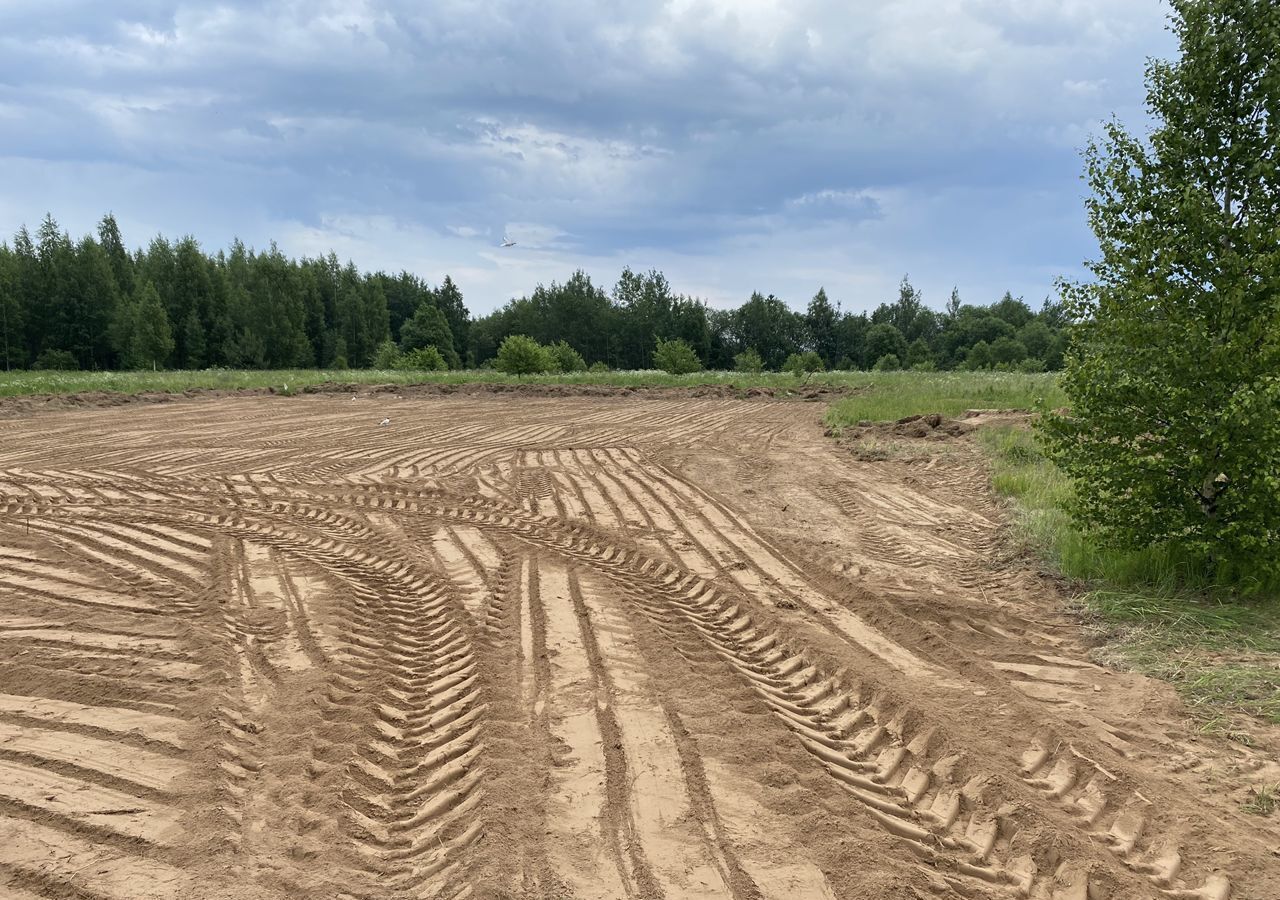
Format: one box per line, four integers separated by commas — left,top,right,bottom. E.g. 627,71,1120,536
0,366,1004,399
1242,784,1278,816
824,370,1064,430
980,424,1280,729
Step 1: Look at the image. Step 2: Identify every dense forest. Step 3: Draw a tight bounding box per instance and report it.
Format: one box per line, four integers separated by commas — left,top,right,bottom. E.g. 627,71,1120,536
0,214,1069,372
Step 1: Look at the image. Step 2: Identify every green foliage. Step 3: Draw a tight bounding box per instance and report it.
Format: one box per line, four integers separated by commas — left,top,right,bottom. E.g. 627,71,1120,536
371,339,402,369
805,288,838,366
981,423,1280,725
734,348,764,373
495,334,554,375
825,371,1063,425
1243,785,1278,815
906,338,931,368
32,349,78,370
964,341,993,370
2,211,1071,376
588,360,610,373
864,323,907,368
723,292,800,370
400,302,459,368
394,346,448,371
546,340,587,373
872,353,900,371
988,336,1027,366
784,350,824,377
1040,0,1280,583
0,367,1061,404
111,280,174,370
652,337,702,375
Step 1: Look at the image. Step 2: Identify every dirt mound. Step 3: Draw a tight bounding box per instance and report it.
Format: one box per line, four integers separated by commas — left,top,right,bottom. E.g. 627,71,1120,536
0,394,1270,898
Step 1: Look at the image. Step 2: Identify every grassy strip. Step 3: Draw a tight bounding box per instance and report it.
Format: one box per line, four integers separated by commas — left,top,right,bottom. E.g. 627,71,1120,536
980,425,1280,731
824,371,1064,427
0,367,1007,398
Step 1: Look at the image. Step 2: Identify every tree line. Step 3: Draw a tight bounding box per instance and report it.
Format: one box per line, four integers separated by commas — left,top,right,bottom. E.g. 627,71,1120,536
0,213,1068,373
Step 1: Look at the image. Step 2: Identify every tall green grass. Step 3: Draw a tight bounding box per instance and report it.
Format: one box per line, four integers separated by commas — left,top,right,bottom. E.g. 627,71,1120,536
824,371,1064,426
0,367,1017,398
980,424,1280,727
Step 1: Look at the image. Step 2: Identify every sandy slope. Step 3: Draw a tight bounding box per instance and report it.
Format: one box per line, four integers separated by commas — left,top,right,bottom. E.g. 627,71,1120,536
0,392,1275,899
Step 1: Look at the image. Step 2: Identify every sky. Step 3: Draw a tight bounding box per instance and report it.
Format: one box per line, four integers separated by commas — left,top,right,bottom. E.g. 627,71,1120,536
0,0,1176,316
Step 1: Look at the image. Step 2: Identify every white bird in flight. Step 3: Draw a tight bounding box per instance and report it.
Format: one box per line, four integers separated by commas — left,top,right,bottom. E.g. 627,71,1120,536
380,418,391,427
501,234,516,248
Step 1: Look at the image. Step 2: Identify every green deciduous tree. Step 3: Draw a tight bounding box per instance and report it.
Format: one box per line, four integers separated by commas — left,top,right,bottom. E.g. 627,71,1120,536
1040,0,1280,581
495,334,553,375
652,337,702,374
784,350,824,378
731,292,802,370
547,340,587,373
0,211,1076,377
372,340,402,369
864,323,908,368
989,335,1028,367
400,301,459,368
395,346,448,371
734,348,764,373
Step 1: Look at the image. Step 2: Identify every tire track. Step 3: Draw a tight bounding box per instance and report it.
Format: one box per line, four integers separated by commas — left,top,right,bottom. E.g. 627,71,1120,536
0,394,1267,899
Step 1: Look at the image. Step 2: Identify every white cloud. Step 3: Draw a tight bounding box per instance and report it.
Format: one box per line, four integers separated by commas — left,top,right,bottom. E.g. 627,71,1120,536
0,0,1178,315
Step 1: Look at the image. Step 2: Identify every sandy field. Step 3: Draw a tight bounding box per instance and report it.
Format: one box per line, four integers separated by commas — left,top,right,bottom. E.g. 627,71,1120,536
0,391,1276,899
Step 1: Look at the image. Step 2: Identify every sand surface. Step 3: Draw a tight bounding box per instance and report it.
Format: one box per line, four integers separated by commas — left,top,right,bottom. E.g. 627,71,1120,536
0,391,1275,899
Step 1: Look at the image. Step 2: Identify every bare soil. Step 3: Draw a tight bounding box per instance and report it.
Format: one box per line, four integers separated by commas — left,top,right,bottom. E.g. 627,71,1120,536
0,393,1275,899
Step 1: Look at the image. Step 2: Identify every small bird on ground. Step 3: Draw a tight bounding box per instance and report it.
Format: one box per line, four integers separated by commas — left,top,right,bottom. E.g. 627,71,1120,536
380,418,391,427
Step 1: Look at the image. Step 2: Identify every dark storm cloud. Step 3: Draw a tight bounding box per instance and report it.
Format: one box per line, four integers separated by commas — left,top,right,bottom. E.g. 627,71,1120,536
0,1,1175,310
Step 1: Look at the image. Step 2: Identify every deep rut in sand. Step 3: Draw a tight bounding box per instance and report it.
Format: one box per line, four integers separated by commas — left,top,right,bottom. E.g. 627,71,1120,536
0,393,1275,899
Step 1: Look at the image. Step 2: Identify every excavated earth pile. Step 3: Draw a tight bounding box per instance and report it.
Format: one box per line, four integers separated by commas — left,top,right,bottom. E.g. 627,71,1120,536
0,392,1275,899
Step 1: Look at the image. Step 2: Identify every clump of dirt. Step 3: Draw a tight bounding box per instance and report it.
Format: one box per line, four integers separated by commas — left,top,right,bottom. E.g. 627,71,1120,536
836,412,968,447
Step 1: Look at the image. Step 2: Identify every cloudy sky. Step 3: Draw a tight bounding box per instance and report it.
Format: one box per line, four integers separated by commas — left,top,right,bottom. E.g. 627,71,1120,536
0,0,1175,315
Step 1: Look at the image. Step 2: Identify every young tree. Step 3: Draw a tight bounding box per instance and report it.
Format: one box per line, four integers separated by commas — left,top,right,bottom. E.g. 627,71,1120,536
1040,0,1280,579
372,339,402,369
546,340,587,373
734,348,764,373
495,334,553,376
395,346,448,371
784,350,824,379
652,337,702,374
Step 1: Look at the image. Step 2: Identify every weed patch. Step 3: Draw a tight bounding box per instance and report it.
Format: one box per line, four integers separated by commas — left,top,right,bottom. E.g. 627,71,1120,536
1242,784,1278,816
980,424,1280,729
825,371,1063,426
